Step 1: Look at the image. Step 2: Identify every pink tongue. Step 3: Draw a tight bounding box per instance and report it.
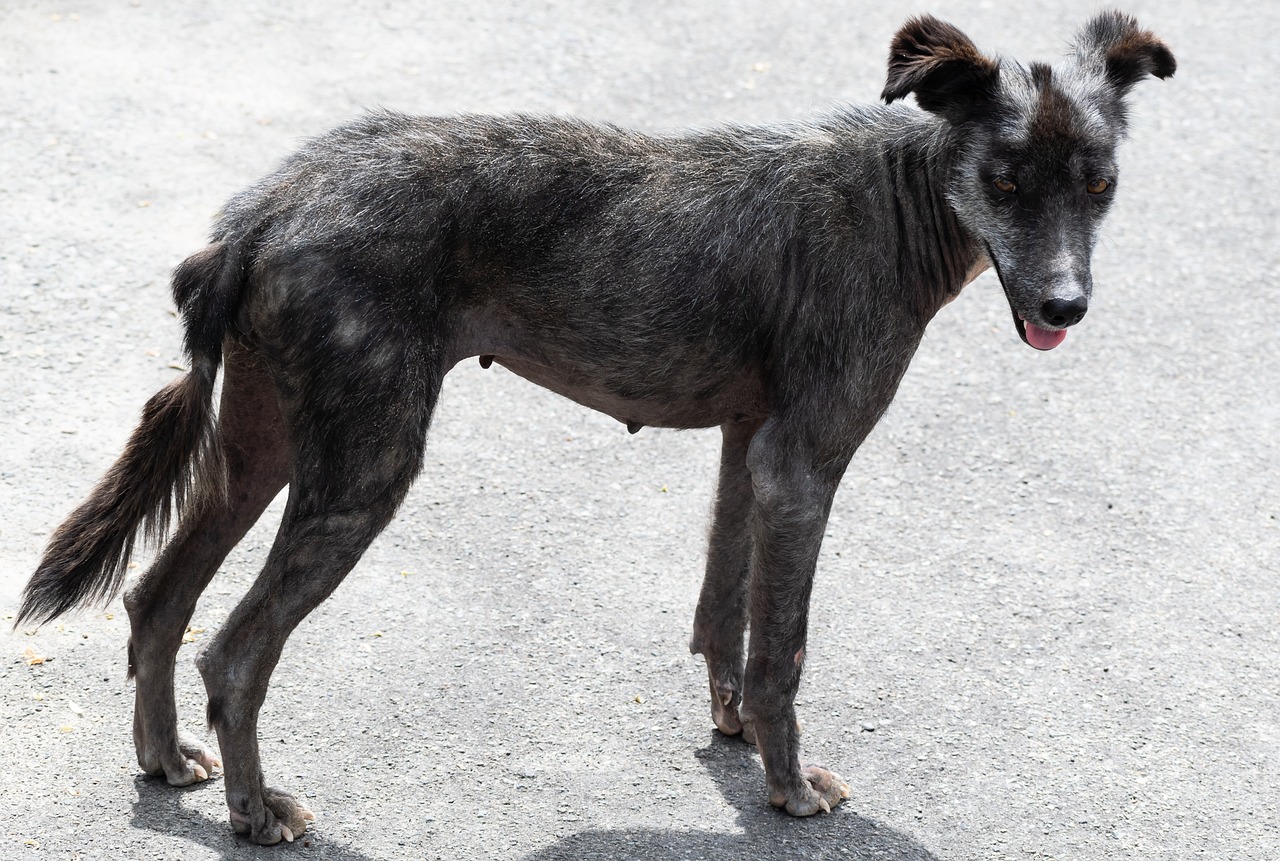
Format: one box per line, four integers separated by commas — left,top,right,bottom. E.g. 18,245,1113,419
1023,320,1067,351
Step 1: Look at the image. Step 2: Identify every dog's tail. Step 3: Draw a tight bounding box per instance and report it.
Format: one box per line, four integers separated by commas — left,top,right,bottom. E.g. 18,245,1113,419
15,241,243,628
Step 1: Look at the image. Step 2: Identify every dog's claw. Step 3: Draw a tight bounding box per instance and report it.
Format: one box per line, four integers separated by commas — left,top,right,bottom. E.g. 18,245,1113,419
161,755,214,787
281,825,294,843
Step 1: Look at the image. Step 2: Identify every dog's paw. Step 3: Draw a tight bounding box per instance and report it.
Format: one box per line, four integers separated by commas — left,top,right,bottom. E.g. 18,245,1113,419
768,765,850,816
175,730,221,781
142,730,221,787
229,785,315,845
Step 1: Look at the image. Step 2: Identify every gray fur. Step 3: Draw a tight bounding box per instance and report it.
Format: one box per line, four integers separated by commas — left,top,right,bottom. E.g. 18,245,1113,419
18,11,1173,843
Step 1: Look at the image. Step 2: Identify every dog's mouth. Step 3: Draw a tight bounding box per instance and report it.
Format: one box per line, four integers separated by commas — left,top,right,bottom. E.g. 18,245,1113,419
1013,314,1067,351
986,245,1069,352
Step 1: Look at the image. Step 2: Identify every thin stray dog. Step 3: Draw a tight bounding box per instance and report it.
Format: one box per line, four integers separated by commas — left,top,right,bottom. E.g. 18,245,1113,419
18,12,1173,844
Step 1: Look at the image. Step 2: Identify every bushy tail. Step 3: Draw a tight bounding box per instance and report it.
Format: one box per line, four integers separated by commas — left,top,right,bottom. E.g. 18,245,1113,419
15,241,241,627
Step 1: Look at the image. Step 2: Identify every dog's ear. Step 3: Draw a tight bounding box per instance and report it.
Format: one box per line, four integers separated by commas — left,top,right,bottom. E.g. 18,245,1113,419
881,15,1000,121
1074,11,1176,93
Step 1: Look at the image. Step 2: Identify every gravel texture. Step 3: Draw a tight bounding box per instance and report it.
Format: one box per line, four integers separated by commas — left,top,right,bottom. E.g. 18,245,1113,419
1,2,1276,859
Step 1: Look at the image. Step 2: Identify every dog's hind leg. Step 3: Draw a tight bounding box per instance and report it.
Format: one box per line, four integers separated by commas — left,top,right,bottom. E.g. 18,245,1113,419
195,330,440,845
123,340,291,787
689,418,762,737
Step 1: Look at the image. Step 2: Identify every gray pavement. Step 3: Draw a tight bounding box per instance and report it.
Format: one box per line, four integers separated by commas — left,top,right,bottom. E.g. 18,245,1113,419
1,2,1276,859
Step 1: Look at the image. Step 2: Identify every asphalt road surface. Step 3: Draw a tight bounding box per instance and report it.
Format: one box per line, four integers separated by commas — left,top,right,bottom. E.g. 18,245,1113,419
1,2,1276,859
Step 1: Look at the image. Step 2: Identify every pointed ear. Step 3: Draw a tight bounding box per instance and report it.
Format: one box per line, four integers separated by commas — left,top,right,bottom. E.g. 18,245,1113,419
881,15,1000,121
1074,11,1176,93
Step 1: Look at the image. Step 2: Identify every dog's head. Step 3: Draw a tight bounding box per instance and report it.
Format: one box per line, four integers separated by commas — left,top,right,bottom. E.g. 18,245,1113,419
882,12,1175,350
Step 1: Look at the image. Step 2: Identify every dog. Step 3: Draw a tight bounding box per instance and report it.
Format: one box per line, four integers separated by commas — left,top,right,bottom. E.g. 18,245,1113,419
17,12,1173,845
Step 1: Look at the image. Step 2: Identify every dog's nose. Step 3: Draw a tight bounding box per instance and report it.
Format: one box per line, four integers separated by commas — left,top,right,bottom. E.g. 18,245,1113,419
1041,296,1088,328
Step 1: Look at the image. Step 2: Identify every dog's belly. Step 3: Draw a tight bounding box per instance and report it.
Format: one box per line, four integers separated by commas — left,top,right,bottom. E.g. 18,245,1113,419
489,355,769,430
445,303,771,430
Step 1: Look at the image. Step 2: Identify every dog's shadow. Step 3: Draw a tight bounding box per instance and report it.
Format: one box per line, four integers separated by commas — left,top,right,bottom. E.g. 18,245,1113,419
521,734,942,861
128,735,940,860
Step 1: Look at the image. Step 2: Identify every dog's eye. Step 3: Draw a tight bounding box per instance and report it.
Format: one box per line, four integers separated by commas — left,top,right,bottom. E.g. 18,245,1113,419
992,177,1017,194
1087,178,1110,194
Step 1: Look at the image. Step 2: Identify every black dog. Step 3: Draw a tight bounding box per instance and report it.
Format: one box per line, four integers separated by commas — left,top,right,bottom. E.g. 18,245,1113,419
18,12,1173,844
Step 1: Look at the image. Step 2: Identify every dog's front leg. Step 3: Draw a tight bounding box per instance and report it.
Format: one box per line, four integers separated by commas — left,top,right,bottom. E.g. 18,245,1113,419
690,418,764,736
738,418,852,815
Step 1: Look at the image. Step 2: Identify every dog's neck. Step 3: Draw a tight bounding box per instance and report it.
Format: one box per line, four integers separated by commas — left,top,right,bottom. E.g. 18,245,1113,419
872,119,987,323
